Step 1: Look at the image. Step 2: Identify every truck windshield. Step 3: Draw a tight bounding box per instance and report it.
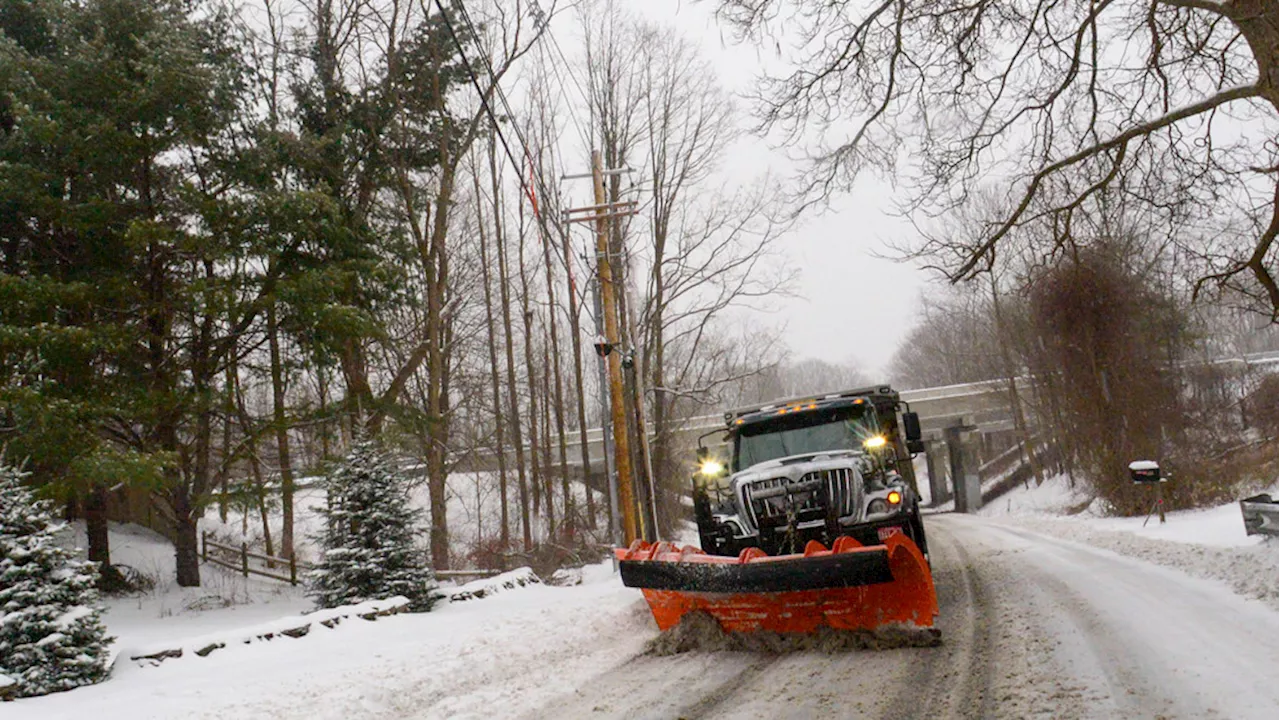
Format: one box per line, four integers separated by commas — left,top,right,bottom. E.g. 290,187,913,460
735,407,878,470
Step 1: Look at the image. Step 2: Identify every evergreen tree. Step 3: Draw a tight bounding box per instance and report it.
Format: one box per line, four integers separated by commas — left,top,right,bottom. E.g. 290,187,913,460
308,439,437,612
0,463,111,698
0,0,251,588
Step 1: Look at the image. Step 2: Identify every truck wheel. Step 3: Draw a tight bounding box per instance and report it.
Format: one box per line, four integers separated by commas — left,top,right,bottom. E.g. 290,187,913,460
910,503,931,566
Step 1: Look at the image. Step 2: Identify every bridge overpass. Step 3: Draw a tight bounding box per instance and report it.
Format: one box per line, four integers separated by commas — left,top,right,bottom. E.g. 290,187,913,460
543,379,1022,470
455,379,1034,512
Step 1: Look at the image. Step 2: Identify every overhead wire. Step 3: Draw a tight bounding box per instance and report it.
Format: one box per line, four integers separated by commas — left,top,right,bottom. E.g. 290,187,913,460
432,0,594,305
449,1,575,222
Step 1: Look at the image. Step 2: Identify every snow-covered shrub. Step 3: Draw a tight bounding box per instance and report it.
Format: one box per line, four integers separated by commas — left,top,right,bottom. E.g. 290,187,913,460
0,464,112,697
307,439,438,612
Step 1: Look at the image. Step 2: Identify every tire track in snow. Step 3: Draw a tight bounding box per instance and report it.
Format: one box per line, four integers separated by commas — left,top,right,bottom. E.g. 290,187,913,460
672,655,780,719
879,517,997,720
978,520,1278,719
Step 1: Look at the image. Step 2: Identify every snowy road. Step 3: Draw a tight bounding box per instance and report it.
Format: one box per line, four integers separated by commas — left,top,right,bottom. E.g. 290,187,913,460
522,513,1279,720
12,513,1276,720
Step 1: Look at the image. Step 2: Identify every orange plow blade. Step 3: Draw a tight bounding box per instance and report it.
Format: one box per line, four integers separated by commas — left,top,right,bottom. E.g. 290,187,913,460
615,534,937,634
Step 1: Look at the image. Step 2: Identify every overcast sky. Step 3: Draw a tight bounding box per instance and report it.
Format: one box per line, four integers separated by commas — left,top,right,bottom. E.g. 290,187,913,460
618,0,937,377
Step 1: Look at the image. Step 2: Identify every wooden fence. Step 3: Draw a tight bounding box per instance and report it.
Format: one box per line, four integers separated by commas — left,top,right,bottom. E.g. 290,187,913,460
200,531,312,585
199,532,501,586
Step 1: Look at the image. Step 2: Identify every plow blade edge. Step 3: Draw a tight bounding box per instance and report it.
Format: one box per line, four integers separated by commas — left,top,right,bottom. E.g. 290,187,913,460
615,534,937,634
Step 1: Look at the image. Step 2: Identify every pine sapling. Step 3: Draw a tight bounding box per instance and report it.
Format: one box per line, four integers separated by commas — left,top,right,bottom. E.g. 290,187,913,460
0,464,112,698
307,439,438,612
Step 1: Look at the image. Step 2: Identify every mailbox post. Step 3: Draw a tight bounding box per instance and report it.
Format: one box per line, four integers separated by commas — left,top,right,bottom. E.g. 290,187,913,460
1129,460,1166,525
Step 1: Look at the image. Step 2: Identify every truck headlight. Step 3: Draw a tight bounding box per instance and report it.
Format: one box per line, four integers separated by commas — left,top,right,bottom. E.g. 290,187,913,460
868,499,888,515
863,435,887,450
700,460,723,476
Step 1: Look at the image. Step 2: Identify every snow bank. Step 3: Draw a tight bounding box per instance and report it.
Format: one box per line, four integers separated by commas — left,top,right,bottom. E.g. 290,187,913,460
6,559,651,720
446,567,541,602
128,597,410,665
980,473,1274,546
977,472,1090,517
1083,501,1274,548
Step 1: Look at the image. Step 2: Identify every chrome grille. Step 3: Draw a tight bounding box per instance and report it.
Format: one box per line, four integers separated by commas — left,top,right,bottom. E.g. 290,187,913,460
741,467,857,530
805,467,856,518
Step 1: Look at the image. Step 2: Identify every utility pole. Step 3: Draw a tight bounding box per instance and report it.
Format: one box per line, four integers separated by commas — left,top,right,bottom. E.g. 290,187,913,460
564,150,640,544
623,290,659,541
591,274,621,552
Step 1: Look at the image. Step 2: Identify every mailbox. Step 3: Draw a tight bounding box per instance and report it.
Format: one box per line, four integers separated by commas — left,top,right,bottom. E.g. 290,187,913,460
1128,460,1163,484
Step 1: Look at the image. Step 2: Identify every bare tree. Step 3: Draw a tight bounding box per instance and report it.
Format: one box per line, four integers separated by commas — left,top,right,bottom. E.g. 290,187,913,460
774,359,870,397
716,0,1278,319
579,4,796,534
889,286,1004,390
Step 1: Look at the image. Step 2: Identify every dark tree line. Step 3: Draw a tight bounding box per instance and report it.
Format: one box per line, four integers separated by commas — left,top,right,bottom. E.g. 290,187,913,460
0,0,791,585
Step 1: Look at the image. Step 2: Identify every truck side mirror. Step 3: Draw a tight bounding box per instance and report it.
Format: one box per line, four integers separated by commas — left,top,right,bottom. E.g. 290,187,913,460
902,412,922,442
902,412,924,454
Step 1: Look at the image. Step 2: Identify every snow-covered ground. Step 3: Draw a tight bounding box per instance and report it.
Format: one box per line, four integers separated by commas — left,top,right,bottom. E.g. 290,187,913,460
977,473,1279,608
19,521,650,720
59,521,314,662
13,469,1277,718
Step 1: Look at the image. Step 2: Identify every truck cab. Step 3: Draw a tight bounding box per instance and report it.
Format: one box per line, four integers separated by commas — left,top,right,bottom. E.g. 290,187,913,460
692,385,929,559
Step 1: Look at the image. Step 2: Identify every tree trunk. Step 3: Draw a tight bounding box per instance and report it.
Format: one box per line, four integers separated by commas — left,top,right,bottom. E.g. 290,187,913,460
475,169,511,548
233,361,274,559
318,360,330,459
540,221,574,539
267,301,296,559
539,342,557,539
491,141,532,551
646,205,671,537
247,444,276,561
220,365,233,523
424,168,453,570
517,228,545,537
84,484,111,569
171,484,201,587
560,229,597,529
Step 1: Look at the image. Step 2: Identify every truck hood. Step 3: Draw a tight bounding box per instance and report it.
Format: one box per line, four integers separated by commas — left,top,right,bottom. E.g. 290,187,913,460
730,449,863,488
734,449,860,478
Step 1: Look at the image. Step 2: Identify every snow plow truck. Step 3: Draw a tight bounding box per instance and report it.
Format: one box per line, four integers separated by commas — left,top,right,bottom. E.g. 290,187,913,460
616,385,939,635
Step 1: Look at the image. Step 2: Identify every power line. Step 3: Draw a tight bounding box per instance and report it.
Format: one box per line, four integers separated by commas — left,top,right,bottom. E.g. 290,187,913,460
536,37,593,157
544,22,594,144
433,0,589,294
431,0,531,212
